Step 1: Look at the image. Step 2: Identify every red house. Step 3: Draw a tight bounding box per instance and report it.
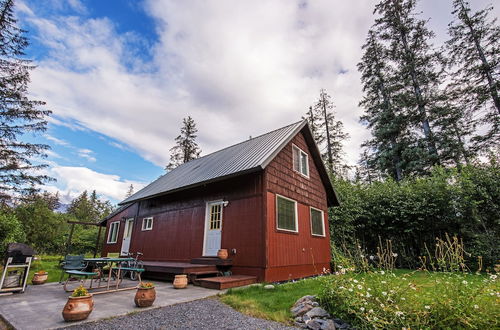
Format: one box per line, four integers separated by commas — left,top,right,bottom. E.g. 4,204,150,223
100,120,339,286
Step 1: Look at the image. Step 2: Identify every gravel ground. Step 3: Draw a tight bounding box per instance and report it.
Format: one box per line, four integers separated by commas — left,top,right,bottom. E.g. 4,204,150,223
62,298,298,330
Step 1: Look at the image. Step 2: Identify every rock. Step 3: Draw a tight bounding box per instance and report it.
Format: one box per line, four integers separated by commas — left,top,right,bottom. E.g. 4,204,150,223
295,316,304,323
294,295,317,307
295,321,309,329
307,319,322,330
263,284,275,290
302,314,311,323
305,307,330,319
291,303,314,317
320,319,336,330
312,301,320,307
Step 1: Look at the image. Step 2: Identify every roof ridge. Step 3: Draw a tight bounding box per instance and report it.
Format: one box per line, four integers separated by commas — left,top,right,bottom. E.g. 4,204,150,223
169,119,305,168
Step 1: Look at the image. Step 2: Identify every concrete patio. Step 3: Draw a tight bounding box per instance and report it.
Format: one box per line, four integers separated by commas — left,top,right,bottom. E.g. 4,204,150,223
0,280,220,329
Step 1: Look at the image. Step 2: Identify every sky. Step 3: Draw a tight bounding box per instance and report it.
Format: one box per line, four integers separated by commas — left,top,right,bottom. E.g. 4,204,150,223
16,0,498,205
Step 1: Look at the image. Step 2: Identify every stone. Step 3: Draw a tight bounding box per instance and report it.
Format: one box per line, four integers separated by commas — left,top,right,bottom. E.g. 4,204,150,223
291,303,314,317
320,319,336,330
295,316,304,323
312,301,320,307
294,295,317,307
263,284,275,290
295,321,309,329
307,319,322,330
305,307,330,319
302,314,311,323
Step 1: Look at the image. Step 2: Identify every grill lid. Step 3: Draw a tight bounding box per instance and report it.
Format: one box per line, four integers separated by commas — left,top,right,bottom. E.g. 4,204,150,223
6,243,37,258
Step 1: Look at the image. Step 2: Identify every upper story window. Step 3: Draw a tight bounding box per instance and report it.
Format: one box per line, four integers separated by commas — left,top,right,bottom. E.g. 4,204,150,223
276,195,298,232
310,207,325,237
107,221,120,244
142,217,153,231
292,144,309,178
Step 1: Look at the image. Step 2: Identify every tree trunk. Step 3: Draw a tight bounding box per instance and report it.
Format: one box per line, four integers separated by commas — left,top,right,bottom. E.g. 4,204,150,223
321,93,334,173
459,0,500,114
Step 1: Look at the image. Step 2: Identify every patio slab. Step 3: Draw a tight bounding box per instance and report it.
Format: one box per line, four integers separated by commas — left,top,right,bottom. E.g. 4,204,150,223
0,280,220,330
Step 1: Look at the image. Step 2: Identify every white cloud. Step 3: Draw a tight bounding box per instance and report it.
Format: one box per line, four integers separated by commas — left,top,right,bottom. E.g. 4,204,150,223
22,0,499,170
44,166,146,204
77,148,96,162
44,134,71,147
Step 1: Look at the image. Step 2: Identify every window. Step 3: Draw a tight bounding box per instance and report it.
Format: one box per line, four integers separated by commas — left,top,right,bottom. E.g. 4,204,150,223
107,221,120,244
310,207,325,237
276,195,298,232
292,144,309,177
142,217,153,231
209,203,222,230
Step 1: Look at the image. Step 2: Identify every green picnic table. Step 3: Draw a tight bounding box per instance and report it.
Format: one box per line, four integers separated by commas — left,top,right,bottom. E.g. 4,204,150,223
63,257,144,294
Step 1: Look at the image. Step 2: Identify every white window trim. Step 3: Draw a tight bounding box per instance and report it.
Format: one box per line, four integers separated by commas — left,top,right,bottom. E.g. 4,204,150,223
107,221,120,244
142,217,153,231
310,207,326,237
276,194,299,233
292,144,310,178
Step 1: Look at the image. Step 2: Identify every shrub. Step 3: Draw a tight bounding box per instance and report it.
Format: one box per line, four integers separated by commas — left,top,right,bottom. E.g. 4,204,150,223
138,282,154,289
0,212,26,258
318,271,499,329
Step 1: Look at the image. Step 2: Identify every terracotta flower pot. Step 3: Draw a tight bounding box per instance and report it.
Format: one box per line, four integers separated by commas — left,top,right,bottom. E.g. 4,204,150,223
217,249,228,260
62,295,94,322
134,287,156,307
32,272,48,285
173,274,188,289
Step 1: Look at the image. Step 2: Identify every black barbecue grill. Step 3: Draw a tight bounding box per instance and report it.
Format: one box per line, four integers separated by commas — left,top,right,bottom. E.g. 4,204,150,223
1,243,36,294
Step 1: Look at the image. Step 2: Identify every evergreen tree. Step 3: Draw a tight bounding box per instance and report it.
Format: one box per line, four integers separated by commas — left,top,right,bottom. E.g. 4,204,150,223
67,190,113,223
358,30,407,181
446,0,499,150
0,0,52,202
125,184,134,198
166,116,201,171
373,0,442,169
308,89,350,176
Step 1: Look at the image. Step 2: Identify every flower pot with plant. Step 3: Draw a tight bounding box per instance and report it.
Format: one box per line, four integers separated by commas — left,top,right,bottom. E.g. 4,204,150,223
32,270,48,285
217,249,228,260
62,285,94,322
135,282,156,307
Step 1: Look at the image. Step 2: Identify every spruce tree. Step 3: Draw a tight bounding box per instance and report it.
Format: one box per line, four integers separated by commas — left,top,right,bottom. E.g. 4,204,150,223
0,0,52,202
373,0,442,168
358,30,406,181
166,116,201,171
446,0,499,150
309,89,349,176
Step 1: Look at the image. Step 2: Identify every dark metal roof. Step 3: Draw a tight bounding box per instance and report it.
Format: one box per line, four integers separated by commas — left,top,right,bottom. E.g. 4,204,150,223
120,120,339,207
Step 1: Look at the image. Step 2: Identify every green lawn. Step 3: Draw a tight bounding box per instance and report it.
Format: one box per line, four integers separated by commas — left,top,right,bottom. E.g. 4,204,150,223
1,255,75,285
220,270,499,328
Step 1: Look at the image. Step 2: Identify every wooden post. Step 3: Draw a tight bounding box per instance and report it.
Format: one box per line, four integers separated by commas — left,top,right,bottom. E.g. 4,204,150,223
94,226,102,258
65,223,75,257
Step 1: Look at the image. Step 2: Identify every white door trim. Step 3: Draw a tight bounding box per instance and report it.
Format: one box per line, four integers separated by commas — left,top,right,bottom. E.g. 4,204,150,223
120,217,134,256
202,200,224,257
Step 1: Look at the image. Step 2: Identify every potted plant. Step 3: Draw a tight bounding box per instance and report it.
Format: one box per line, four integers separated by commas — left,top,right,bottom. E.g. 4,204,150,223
135,282,156,307
32,270,48,285
62,285,94,322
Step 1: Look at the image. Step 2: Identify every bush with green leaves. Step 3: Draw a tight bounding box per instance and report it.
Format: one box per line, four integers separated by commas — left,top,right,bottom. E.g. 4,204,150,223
330,162,499,270
0,211,26,258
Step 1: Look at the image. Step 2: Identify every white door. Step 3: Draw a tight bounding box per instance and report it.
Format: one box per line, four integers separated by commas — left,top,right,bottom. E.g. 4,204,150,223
203,201,223,256
120,218,134,256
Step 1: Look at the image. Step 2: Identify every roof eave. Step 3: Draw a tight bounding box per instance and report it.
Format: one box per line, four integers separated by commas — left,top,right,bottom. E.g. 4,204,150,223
118,166,264,206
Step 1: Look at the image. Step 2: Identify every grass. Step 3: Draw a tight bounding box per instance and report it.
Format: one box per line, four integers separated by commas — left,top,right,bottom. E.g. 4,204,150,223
220,277,325,324
220,270,500,328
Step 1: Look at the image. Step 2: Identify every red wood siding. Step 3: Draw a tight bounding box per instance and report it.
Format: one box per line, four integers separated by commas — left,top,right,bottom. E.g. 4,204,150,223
102,173,266,280
101,203,138,256
264,131,331,282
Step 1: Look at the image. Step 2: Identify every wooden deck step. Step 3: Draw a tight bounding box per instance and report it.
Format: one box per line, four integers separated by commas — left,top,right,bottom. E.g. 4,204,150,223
190,257,233,266
197,275,257,290
188,270,220,285
142,261,217,275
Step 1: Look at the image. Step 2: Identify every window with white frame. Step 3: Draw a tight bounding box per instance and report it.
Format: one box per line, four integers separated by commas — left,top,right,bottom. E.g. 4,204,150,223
107,221,120,243
292,144,309,177
142,217,153,231
310,207,325,237
276,195,298,232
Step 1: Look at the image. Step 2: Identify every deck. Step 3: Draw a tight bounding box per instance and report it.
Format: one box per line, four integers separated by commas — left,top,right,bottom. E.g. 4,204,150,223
141,260,256,289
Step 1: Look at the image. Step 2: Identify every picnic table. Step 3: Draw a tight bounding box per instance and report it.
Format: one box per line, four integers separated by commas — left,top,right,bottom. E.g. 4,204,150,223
63,257,144,294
